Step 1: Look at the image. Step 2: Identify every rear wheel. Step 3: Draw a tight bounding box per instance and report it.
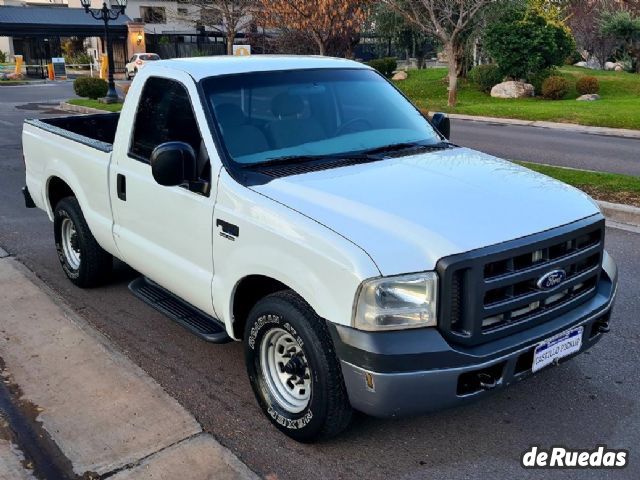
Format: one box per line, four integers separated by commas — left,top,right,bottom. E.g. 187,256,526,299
244,290,352,442
53,197,112,288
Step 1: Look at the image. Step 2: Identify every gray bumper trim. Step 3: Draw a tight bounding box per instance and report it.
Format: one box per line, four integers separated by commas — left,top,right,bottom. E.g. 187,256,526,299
340,285,616,418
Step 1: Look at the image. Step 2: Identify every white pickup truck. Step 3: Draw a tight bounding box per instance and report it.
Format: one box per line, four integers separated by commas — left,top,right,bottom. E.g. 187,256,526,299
22,56,617,442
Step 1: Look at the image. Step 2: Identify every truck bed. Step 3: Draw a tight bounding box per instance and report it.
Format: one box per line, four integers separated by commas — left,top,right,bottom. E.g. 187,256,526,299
25,113,119,152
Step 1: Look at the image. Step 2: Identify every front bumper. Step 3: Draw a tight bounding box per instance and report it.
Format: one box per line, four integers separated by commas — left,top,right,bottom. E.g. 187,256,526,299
328,266,617,418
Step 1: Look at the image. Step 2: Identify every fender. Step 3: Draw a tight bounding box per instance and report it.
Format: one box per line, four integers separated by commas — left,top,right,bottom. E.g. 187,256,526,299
211,169,381,338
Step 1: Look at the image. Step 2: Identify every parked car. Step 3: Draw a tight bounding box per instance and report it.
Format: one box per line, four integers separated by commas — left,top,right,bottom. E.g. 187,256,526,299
22,56,617,442
125,53,160,79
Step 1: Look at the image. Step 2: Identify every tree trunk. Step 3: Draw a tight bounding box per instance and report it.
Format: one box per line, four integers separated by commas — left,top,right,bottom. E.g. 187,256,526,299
226,30,236,56
312,31,326,56
445,42,458,107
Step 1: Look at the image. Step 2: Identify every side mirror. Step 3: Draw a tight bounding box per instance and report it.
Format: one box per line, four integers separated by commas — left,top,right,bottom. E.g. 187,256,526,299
150,142,197,187
431,112,451,140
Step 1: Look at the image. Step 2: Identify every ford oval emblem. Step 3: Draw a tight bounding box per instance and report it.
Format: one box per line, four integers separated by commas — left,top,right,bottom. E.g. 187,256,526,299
537,269,567,290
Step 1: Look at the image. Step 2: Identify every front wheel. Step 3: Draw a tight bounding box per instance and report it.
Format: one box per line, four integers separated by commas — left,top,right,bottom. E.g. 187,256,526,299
244,291,352,442
53,197,112,288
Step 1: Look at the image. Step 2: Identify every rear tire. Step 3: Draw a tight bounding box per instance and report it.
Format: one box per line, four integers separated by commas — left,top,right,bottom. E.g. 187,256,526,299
244,290,352,442
53,197,112,288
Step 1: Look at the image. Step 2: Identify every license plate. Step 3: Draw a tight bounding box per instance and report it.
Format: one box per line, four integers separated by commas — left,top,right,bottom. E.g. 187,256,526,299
532,326,583,373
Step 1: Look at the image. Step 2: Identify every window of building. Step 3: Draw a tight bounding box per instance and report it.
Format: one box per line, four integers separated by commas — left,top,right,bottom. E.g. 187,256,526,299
140,6,166,24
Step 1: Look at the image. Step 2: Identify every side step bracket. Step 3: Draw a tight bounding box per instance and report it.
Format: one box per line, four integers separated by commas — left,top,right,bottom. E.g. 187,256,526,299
129,277,231,344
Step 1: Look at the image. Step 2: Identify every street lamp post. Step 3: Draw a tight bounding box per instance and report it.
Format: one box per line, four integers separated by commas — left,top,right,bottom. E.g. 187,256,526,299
80,0,128,103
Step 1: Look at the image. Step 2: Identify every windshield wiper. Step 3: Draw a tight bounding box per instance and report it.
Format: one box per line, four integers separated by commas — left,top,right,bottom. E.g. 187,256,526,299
361,141,451,156
244,141,452,171
246,152,374,169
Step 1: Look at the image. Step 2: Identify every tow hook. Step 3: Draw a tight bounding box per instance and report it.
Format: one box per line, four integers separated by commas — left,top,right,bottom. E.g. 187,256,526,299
597,321,610,334
477,373,498,390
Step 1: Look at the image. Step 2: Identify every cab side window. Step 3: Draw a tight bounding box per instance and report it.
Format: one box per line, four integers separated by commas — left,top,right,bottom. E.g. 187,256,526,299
130,77,206,179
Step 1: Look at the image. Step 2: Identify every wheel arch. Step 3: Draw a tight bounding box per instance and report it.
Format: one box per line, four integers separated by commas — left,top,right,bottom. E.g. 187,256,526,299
47,176,76,213
231,274,302,341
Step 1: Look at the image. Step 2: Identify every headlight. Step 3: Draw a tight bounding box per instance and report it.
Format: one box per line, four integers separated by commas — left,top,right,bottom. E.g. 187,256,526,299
353,272,438,331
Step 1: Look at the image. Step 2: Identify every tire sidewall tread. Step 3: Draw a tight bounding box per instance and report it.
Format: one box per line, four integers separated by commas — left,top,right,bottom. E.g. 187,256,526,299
53,197,112,288
244,290,352,442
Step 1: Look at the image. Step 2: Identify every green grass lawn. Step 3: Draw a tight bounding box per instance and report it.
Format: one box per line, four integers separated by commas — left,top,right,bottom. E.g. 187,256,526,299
397,66,640,130
68,98,123,112
517,161,640,207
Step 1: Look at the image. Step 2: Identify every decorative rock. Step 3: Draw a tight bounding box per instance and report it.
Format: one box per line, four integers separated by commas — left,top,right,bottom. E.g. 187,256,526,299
490,81,535,99
391,71,408,81
605,61,623,71
574,61,587,68
615,65,624,72
576,94,601,101
585,58,602,69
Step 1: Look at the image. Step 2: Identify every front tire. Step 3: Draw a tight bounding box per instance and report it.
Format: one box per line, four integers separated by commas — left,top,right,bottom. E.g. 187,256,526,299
244,291,352,442
53,197,112,288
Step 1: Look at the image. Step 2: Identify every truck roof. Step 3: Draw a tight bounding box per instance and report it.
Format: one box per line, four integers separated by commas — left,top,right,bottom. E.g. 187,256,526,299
147,55,369,81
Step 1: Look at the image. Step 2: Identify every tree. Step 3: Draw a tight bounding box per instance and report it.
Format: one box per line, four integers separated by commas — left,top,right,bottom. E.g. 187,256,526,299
382,0,493,106
179,0,257,55
567,0,620,68
484,5,575,80
371,4,434,66
258,0,370,56
600,9,640,71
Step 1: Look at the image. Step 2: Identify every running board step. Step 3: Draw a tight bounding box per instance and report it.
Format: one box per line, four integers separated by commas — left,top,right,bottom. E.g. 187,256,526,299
128,277,231,343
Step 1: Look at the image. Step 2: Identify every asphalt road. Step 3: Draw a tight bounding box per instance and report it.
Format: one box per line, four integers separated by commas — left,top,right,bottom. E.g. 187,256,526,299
1,83,639,480
450,119,640,177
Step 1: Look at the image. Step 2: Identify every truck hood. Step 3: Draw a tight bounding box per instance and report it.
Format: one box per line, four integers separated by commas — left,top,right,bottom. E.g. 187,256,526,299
250,147,600,276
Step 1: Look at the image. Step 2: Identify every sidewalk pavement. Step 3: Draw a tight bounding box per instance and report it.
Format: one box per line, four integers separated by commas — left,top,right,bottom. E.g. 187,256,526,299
448,113,640,139
0,435,35,480
0,255,258,480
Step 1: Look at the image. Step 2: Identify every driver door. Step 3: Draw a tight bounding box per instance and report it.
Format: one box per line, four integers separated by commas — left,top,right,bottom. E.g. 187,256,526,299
110,73,218,316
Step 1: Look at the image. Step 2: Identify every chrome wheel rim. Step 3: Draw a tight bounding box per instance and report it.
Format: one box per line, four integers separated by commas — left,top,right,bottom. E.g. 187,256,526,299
259,327,311,413
61,217,81,270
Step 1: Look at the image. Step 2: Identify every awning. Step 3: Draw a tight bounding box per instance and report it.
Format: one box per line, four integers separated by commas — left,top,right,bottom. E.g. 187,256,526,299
0,5,130,37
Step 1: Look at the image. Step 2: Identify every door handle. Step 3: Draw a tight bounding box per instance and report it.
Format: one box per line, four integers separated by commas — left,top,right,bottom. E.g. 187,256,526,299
117,174,126,201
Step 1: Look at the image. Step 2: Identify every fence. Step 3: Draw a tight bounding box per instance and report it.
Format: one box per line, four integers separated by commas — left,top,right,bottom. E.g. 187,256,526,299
147,41,226,60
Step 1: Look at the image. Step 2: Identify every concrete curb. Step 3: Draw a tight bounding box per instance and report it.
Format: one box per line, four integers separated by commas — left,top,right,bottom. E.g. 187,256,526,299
448,113,640,139
598,200,640,228
58,101,111,115
0,257,258,480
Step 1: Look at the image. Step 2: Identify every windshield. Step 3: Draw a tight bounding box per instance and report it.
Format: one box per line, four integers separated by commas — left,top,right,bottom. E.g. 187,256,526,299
140,54,160,61
201,68,441,165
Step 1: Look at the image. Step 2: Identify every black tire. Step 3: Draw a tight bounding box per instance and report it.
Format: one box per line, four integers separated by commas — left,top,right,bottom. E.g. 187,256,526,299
244,290,352,442
53,197,112,288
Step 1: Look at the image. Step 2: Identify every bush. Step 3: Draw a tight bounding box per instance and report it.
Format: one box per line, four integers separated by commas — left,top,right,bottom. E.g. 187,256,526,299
73,77,108,99
0,51,6,63
576,76,599,95
468,64,503,93
367,57,398,78
566,50,583,65
541,76,570,100
484,6,575,80
65,52,93,67
528,68,556,96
